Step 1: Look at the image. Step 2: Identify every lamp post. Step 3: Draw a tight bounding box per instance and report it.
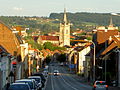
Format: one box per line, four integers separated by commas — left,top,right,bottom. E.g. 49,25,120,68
90,41,96,82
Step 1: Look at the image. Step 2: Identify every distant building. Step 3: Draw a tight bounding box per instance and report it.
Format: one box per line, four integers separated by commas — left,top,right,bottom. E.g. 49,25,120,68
59,8,71,47
72,30,83,35
35,8,71,47
48,32,60,36
12,26,28,37
37,36,59,45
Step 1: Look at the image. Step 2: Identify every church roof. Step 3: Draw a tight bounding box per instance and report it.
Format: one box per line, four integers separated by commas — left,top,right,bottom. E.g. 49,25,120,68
40,36,59,41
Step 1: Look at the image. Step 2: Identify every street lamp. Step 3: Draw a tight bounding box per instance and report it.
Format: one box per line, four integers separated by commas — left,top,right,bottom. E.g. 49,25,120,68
90,41,96,82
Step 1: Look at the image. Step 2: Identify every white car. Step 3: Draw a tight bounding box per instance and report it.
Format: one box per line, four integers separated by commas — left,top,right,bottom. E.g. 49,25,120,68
15,79,37,90
43,70,48,77
28,76,42,90
54,70,59,76
93,81,108,90
8,83,31,90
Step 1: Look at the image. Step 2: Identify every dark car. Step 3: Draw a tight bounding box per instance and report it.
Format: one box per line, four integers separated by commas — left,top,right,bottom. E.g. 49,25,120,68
8,83,30,90
93,81,108,90
32,72,46,88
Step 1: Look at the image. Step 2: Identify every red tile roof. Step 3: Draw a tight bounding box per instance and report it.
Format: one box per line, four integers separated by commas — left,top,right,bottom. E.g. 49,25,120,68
40,36,59,41
70,36,75,39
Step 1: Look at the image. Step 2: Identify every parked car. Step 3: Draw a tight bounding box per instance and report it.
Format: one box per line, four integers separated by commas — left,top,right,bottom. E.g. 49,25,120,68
43,70,48,77
8,83,31,90
53,70,59,76
15,79,37,90
28,76,42,90
32,72,46,88
93,81,108,90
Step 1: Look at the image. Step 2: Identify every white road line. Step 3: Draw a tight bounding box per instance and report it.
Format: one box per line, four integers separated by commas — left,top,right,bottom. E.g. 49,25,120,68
43,75,48,90
51,67,54,90
60,75,79,90
60,66,92,89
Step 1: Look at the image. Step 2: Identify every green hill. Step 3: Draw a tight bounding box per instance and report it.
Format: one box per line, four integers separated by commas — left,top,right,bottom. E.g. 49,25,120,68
49,12,120,28
0,12,120,34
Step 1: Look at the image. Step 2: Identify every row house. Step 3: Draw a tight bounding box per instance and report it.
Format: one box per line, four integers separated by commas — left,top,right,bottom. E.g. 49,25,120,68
0,22,29,89
0,46,11,90
89,22,120,86
68,43,90,74
28,48,42,75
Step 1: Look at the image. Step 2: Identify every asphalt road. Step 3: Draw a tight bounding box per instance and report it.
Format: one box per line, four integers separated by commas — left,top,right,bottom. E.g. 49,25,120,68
44,63,92,90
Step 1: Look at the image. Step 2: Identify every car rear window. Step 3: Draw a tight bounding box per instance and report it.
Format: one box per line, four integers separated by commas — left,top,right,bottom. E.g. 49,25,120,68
96,81,106,85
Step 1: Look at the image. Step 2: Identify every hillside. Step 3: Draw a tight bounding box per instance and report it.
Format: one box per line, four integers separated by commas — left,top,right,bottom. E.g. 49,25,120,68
0,12,120,34
49,12,120,29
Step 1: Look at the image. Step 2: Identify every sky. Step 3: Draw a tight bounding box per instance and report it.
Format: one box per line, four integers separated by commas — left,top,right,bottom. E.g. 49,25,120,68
0,0,120,17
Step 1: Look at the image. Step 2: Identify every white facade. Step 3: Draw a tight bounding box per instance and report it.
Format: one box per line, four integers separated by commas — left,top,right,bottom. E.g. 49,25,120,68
77,46,90,74
59,8,70,47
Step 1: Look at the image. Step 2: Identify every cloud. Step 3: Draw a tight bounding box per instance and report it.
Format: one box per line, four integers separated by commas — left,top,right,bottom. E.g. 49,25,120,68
13,7,23,11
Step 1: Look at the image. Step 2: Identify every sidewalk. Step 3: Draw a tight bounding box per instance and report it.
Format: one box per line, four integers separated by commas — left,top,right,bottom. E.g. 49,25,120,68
109,86,120,90
64,66,120,90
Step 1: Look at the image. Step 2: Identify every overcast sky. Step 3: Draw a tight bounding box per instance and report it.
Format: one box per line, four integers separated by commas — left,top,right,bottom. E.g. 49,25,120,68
0,0,119,16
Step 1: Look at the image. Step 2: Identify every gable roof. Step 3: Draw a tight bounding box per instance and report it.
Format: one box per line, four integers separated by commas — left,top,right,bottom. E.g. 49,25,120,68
0,22,21,55
101,35,120,55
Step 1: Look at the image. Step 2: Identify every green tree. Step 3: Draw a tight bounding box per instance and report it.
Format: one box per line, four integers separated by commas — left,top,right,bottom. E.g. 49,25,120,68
43,42,54,51
24,36,44,50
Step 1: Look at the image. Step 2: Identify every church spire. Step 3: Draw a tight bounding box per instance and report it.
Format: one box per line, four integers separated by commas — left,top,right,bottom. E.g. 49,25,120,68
109,16,113,27
63,8,67,23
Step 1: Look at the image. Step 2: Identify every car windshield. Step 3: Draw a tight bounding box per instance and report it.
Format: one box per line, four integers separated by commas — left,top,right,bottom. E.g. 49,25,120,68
96,81,106,85
16,81,33,89
54,70,59,72
8,84,29,90
30,78,40,83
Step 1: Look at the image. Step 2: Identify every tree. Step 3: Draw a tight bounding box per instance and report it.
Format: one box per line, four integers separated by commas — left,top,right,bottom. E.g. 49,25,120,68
24,36,44,50
43,42,54,51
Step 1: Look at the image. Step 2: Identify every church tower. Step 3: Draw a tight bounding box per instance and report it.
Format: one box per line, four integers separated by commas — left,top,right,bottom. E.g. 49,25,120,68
59,8,70,47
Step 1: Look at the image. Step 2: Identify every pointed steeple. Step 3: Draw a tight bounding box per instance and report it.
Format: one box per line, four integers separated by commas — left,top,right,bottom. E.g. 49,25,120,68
109,16,113,27
63,8,67,23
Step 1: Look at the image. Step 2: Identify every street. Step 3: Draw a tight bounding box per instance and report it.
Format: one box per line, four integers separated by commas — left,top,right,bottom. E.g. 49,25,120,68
44,62,92,90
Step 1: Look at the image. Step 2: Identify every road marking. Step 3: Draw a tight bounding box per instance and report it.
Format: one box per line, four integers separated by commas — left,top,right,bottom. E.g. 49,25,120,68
60,75,79,90
51,67,54,90
43,74,48,90
60,66,92,89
